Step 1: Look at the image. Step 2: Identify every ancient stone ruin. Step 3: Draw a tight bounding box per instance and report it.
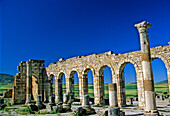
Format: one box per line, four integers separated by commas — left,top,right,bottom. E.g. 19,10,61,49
9,21,170,115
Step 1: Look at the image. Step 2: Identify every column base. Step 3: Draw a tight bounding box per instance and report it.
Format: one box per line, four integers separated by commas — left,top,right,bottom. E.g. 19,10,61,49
109,105,118,107
138,106,145,110
144,110,159,116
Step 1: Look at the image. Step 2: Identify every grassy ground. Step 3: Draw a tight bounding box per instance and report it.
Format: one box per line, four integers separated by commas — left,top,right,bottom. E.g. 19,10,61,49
0,82,169,98
52,83,169,98
0,83,13,95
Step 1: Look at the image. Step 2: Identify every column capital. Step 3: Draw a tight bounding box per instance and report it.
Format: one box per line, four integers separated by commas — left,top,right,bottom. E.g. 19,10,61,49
135,21,151,33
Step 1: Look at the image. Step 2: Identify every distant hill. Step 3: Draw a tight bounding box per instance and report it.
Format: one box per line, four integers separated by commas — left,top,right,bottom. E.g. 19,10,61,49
158,79,168,83
0,73,14,83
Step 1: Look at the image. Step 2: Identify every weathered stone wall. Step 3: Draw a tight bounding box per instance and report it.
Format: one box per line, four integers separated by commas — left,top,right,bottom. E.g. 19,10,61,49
12,59,47,104
12,61,27,104
3,89,12,98
46,43,170,109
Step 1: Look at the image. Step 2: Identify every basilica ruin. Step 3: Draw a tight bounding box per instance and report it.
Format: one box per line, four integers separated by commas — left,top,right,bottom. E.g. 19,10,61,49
11,21,170,114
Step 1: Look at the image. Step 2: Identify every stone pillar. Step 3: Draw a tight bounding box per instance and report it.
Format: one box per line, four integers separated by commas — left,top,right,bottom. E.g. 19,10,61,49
121,72,126,106
109,83,118,107
55,78,60,103
63,92,71,111
168,69,170,97
25,61,32,104
94,75,104,105
135,21,157,112
70,75,74,101
82,94,90,108
80,74,88,103
136,71,145,110
39,67,44,101
36,95,42,107
49,96,53,104
116,73,125,107
129,97,133,105
66,76,73,101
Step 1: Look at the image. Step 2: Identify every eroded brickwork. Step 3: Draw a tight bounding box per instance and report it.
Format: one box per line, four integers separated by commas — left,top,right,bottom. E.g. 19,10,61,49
46,44,170,109
12,59,47,104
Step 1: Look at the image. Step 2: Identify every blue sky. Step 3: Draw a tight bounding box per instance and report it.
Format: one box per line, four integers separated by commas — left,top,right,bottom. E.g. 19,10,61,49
1,0,169,83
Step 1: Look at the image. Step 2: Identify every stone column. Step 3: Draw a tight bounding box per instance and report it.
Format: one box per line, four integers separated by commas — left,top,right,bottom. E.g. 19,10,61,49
82,94,90,108
66,76,73,101
136,71,145,110
94,75,104,105
109,83,118,107
168,69,170,97
135,21,157,112
80,74,88,103
39,67,43,102
55,78,60,103
116,73,125,107
25,61,32,104
121,72,126,106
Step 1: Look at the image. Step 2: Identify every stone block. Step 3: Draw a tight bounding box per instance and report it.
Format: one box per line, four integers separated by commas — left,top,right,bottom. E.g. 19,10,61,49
108,107,120,116
96,109,108,116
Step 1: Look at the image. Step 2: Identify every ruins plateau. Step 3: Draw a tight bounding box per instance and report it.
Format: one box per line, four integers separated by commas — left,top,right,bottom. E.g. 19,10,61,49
1,21,170,115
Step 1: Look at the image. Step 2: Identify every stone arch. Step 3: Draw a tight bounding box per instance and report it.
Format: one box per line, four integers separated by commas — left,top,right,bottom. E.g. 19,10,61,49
117,59,139,73
97,63,115,83
55,72,66,103
115,59,145,108
47,74,55,102
82,67,95,103
97,63,115,76
97,64,114,105
151,54,169,69
151,56,170,97
82,65,95,76
117,61,138,107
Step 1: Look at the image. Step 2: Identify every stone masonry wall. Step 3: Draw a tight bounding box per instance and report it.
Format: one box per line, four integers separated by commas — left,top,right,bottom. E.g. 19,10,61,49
46,43,170,110
12,59,46,104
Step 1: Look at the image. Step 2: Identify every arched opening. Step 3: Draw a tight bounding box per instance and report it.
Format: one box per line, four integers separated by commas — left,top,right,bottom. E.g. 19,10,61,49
119,62,137,106
49,74,55,98
62,74,66,95
52,75,55,98
58,73,66,102
32,75,38,101
99,66,112,105
152,58,169,105
70,71,79,101
84,69,94,103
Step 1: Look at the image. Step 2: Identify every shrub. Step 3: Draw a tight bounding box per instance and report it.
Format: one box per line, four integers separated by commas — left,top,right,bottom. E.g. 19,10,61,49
57,112,60,116
4,107,10,112
75,112,79,116
6,102,12,106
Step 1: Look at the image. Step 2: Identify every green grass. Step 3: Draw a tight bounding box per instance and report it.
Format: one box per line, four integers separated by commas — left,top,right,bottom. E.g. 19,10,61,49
1,82,168,99
0,83,13,94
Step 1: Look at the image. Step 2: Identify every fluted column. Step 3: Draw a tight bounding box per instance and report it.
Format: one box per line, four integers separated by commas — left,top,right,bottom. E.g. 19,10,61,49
25,61,32,104
135,21,157,112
